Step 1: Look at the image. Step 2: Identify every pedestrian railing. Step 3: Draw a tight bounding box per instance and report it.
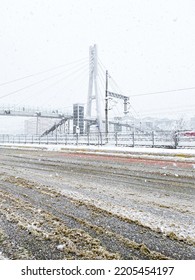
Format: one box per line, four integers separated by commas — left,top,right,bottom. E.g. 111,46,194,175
0,131,194,148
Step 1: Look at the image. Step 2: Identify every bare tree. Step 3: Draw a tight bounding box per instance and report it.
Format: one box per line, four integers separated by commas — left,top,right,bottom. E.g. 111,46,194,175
172,117,186,148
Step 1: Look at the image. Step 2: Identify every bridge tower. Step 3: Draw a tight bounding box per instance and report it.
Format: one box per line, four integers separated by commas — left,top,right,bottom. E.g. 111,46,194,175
86,44,103,133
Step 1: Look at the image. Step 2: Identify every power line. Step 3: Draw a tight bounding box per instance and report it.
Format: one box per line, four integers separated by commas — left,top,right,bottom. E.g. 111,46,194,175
130,86,195,97
98,61,140,118
138,105,195,117
98,56,195,99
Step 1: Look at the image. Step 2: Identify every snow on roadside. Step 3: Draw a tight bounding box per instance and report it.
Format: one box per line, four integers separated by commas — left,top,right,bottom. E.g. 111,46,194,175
0,252,7,260
1,143,195,162
56,184,195,244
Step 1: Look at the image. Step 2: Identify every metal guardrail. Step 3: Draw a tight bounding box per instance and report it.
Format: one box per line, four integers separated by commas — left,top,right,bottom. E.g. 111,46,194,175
0,131,194,148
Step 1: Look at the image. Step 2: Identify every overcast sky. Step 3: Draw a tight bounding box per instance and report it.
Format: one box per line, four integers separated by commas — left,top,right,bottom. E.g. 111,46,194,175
0,0,195,125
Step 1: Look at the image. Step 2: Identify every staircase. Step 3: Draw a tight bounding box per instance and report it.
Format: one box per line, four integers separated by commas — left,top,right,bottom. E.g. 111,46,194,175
41,118,68,137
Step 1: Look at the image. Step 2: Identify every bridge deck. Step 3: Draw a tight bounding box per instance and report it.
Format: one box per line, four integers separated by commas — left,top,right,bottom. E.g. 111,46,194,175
0,108,72,119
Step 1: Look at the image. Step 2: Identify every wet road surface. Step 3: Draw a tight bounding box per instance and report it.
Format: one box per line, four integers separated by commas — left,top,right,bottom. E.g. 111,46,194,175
0,147,195,260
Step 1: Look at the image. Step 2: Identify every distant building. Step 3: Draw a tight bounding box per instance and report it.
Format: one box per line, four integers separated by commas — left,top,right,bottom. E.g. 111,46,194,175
24,118,57,135
114,117,122,132
73,104,84,134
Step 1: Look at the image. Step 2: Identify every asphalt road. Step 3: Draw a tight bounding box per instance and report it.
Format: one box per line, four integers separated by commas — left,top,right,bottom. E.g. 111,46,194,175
0,147,195,260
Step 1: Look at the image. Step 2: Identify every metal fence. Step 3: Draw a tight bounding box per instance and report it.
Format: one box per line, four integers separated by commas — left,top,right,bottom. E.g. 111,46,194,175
0,131,194,148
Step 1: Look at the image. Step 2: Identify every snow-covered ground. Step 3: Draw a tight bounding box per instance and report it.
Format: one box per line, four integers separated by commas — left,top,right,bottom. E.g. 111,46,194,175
1,143,195,162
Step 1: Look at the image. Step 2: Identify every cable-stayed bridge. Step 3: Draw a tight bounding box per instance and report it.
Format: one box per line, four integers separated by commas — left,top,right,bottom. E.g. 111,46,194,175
0,45,135,136
2,44,190,137
0,45,194,148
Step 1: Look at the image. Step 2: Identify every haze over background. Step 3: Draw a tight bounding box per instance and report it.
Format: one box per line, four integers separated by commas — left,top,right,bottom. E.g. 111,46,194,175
0,0,195,133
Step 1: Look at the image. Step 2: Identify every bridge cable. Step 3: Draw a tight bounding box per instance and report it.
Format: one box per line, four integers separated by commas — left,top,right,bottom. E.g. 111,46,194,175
0,57,88,87
0,60,88,101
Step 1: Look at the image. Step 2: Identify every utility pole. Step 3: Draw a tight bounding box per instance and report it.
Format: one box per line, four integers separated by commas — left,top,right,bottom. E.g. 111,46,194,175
105,70,108,142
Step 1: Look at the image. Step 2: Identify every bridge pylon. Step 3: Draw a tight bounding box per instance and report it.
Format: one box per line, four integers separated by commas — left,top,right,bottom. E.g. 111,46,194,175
86,44,103,133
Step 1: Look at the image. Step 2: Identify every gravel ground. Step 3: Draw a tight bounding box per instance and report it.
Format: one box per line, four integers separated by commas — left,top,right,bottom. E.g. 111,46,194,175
0,147,195,260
